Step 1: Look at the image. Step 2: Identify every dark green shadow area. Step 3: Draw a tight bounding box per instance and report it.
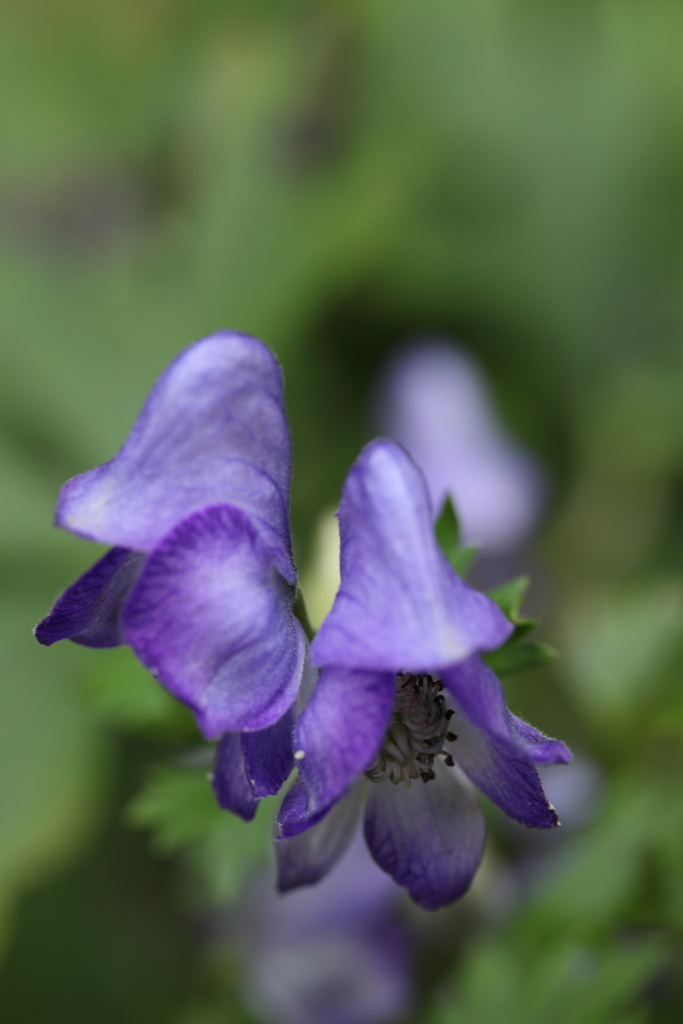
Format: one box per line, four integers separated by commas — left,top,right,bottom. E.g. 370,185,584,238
0,739,204,1024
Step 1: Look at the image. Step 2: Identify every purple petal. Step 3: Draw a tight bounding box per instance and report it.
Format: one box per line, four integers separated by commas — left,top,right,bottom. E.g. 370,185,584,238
379,342,545,554
121,504,305,739
293,667,395,817
312,440,512,672
276,782,365,892
242,709,295,799
212,733,259,821
34,547,144,648
277,778,332,839
447,707,561,828
56,332,295,582
509,712,573,763
364,762,486,910
442,656,572,764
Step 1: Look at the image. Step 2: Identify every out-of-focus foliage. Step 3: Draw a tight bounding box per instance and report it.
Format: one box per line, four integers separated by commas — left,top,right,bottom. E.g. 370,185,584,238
2,0,683,1020
128,767,275,903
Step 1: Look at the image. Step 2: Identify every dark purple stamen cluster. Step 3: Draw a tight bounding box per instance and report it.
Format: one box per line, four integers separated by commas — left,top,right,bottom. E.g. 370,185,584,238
365,673,457,786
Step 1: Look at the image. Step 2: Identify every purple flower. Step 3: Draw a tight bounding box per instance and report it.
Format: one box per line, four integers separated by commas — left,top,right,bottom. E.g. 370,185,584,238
239,831,412,1024
35,333,306,761
275,440,571,911
379,341,545,554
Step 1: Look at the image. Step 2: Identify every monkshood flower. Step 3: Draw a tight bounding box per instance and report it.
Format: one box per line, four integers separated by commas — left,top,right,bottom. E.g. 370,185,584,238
378,341,545,554
239,831,411,1024
35,333,306,805
276,440,571,911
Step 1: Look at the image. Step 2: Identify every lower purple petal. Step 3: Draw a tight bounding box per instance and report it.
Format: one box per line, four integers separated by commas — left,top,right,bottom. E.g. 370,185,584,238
242,709,294,799
364,762,486,911
509,713,572,764
442,657,572,764
295,667,395,816
122,504,305,739
212,733,259,821
34,547,144,648
448,706,560,828
276,778,331,838
276,782,365,892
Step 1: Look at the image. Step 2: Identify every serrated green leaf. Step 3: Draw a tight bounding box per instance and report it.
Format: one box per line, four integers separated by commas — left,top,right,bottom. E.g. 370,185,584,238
127,765,275,902
127,766,222,852
484,641,558,676
435,495,460,556
450,545,480,577
83,646,196,738
435,495,478,577
488,575,532,624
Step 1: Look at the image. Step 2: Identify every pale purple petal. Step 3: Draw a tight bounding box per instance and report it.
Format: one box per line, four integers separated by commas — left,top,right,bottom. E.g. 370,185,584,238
249,833,412,1024
213,732,259,821
122,504,305,739
379,342,545,553
56,332,295,582
509,712,573,763
34,547,144,648
447,707,560,828
312,440,512,672
242,709,295,799
294,667,395,816
442,656,572,764
277,779,331,839
364,762,486,910
276,782,365,892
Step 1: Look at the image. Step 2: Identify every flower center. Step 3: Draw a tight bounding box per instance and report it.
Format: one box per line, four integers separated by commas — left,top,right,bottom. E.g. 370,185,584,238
365,673,457,786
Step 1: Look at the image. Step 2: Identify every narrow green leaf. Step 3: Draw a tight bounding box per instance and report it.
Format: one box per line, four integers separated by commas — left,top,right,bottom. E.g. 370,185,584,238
127,765,275,901
488,575,531,622
484,642,558,677
435,495,460,558
449,545,479,577
435,495,478,577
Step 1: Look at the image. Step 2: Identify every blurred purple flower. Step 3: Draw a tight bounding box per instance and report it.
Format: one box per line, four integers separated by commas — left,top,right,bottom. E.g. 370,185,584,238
35,332,306,751
242,832,412,1024
379,342,545,554
276,440,571,910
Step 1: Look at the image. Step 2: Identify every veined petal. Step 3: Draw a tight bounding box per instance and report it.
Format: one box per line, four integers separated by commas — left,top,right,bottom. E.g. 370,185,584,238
34,547,144,648
242,709,295,799
121,504,305,739
56,332,295,582
312,440,511,672
442,657,572,764
276,782,365,892
294,667,395,816
276,778,332,839
447,709,560,828
509,713,573,764
212,732,259,821
364,761,486,911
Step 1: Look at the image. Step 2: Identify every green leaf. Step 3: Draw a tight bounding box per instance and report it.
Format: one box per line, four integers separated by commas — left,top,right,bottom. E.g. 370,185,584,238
431,937,665,1024
489,575,533,624
484,641,558,677
127,766,223,853
435,494,460,555
435,495,478,577
82,646,196,738
127,766,275,902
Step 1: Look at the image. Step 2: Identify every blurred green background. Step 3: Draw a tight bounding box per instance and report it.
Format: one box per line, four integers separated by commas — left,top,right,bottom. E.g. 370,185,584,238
2,0,683,1020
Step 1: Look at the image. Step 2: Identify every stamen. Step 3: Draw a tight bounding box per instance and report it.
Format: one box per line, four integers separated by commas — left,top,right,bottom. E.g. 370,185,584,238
365,673,452,788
